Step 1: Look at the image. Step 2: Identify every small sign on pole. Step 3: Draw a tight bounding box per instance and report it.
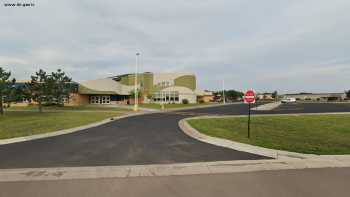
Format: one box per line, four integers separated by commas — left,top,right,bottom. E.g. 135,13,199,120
244,90,256,138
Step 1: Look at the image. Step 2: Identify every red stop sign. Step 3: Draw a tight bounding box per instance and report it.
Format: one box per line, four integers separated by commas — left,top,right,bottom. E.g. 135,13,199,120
244,90,256,104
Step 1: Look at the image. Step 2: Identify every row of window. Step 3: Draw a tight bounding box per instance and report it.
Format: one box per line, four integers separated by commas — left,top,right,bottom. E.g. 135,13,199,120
156,81,174,88
90,96,111,104
152,91,179,102
88,92,181,104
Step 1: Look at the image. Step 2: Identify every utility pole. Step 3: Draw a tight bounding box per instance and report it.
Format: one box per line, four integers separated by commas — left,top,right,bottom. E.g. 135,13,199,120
222,80,226,104
134,52,140,112
161,91,165,110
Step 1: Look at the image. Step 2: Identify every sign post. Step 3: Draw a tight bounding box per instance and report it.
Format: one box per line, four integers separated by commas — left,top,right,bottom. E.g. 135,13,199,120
244,90,256,139
248,102,251,138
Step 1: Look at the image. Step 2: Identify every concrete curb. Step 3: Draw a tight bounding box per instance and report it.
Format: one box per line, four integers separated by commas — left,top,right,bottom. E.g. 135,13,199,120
104,103,235,113
111,106,162,112
161,103,240,112
1,158,350,182
0,111,153,146
251,101,281,111
179,118,315,159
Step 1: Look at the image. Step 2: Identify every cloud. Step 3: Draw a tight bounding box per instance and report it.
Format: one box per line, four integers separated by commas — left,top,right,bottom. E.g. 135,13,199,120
0,0,349,92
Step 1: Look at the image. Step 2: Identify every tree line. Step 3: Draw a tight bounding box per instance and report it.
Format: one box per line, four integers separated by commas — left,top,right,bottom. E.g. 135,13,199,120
0,67,73,115
214,90,244,101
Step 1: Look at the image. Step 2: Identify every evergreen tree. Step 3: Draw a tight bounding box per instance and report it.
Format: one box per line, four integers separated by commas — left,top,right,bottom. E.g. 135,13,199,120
51,69,72,106
0,67,16,115
28,69,50,112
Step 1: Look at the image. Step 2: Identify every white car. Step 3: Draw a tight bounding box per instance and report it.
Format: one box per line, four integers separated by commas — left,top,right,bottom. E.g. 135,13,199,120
281,98,297,103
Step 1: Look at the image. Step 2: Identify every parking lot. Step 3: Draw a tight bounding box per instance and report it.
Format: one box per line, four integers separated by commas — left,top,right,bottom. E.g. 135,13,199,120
270,102,350,114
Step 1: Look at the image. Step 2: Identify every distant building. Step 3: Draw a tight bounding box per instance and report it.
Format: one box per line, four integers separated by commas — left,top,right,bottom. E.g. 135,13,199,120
256,93,274,100
10,73,213,106
282,93,346,101
196,90,214,103
69,72,211,105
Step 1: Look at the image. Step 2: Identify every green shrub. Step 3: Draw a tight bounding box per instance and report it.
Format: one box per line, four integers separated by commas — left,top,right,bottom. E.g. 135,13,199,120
182,99,189,104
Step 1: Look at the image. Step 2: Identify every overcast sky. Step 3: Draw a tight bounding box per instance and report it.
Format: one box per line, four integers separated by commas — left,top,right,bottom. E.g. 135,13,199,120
1,0,349,93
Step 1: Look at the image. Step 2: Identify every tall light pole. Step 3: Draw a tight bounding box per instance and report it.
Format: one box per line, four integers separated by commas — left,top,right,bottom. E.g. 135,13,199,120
222,80,226,104
134,52,140,112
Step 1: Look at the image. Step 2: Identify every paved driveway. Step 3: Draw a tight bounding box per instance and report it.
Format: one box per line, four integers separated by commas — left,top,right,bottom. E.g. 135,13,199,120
0,103,349,169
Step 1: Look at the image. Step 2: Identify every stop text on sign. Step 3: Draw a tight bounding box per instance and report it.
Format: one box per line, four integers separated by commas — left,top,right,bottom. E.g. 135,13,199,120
244,90,256,104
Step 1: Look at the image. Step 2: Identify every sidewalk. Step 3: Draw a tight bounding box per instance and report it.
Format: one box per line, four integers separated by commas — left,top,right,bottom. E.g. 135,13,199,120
0,156,350,182
1,167,349,197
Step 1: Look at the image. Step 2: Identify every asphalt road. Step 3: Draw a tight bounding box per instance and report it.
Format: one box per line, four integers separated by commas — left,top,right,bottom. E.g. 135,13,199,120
0,102,350,169
1,167,349,197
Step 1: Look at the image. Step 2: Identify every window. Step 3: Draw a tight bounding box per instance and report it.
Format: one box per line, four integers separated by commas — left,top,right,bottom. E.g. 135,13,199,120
63,97,69,103
152,91,179,103
90,96,100,104
157,80,174,88
101,96,110,104
90,96,110,104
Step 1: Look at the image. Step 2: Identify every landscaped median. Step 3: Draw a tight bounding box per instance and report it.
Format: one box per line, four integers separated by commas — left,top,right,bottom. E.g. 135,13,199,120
185,114,350,155
0,105,131,140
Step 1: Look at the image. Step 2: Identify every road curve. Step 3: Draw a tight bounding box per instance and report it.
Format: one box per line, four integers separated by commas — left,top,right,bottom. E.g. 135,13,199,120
0,103,350,169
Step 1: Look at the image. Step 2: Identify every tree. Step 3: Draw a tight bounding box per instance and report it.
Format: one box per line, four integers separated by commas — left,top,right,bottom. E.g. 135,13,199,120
215,90,244,101
346,90,350,99
4,83,17,108
28,69,50,112
0,67,16,115
129,89,142,99
51,69,72,106
10,85,31,104
272,91,278,101
28,69,73,111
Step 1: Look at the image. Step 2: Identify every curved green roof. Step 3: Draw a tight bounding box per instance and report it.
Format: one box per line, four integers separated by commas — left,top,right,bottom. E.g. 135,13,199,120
78,84,116,95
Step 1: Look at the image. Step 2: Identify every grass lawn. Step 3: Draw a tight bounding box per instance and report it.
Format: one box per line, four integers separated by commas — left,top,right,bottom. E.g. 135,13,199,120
0,110,128,140
6,105,128,112
139,103,213,110
187,114,350,155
